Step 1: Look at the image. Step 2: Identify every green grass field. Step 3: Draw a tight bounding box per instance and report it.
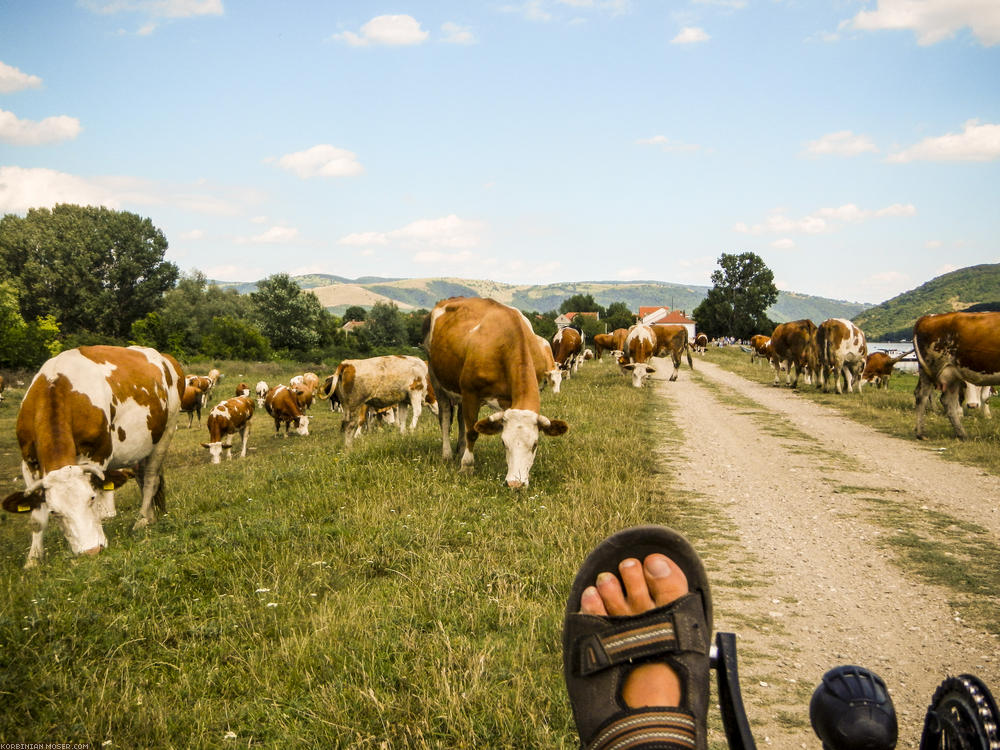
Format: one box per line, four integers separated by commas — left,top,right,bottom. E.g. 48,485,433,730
0,358,706,748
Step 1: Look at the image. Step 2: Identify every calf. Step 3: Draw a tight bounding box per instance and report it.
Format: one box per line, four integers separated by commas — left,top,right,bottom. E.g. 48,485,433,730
290,372,320,411
425,297,569,487
202,394,255,463
859,350,911,390
693,333,708,353
2,345,184,567
264,384,310,437
749,334,771,364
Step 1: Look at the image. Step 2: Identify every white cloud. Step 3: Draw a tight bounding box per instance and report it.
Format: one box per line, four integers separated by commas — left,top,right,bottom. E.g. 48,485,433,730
501,1,553,22
441,22,476,44
272,144,364,178
0,166,118,212
337,215,486,250
842,0,1000,46
887,120,1000,163
802,130,878,157
179,229,205,240
636,134,700,152
694,0,746,8
671,26,710,44
333,15,429,46
239,226,299,244
203,264,265,283
0,166,253,215
0,109,82,145
138,22,157,35
0,61,43,93
81,0,223,18
925,240,943,249
735,203,916,235
772,238,796,249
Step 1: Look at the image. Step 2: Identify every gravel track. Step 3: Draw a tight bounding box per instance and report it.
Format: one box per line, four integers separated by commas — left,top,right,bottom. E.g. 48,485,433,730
650,358,1000,749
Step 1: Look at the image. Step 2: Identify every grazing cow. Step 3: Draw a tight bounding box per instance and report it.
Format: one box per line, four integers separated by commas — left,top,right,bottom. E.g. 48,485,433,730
749,334,771,364
770,319,819,388
533,334,563,393
179,383,205,427
816,318,868,394
592,333,616,361
322,355,434,448
694,333,708,353
234,382,251,397
859,350,912,390
424,297,569,488
290,371,320,411
1,345,184,567
914,311,1000,440
0,373,5,404
202,394,255,463
255,381,268,408
264,384,310,437
620,324,658,388
651,324,694,381
551,327,584,376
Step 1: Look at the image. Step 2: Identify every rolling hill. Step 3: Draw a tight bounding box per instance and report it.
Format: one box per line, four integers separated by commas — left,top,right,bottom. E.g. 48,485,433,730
217,274,871,324
851,264,1000,340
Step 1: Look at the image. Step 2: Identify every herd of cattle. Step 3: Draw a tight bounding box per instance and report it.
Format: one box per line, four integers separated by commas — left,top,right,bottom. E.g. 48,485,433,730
0,298,997,568
748,312,998,440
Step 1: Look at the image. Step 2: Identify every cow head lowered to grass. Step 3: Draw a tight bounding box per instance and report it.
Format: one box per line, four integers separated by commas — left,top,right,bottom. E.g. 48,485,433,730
2,345,184,567
425,296,569,489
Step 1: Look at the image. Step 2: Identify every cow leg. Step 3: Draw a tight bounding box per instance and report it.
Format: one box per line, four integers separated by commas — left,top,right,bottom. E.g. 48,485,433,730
222,436,234,461
436,396,455,460
398,402,410,434
344,407,361,449
239,424,250,458
914,371,935,439
669,352,680,382
459,394,481,472
941,380,968,440
25,505,51,568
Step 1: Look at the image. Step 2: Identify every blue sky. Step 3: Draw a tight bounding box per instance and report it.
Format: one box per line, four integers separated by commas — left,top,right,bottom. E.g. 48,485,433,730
1,1,998,304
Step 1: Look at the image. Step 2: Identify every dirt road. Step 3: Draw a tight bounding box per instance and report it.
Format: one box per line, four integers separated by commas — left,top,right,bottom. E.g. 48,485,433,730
650,358,1000,749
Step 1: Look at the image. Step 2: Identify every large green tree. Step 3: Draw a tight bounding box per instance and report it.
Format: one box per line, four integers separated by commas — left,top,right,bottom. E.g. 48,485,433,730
360,302,408,347
693,252,778,339
603,301,635,331
250,273,330,353
0,204,178,338
559,294,603,315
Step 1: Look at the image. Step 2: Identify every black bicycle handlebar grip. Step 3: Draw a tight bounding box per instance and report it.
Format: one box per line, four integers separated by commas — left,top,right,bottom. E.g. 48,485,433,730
810,665,898,750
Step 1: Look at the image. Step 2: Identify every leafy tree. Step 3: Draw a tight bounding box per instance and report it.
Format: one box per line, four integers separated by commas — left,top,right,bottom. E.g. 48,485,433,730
154,271,252,356
529,311,558,340
250,274,326,352
360,302,408,348
342,305,367,322
0,204,178,338
693,252,778,339
0,280,61,368
202,316,271,360
405,309,429,347
559,294,603,315
603,301,635,331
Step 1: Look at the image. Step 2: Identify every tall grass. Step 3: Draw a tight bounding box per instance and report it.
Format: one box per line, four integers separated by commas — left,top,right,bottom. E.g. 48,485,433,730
0,361,705,748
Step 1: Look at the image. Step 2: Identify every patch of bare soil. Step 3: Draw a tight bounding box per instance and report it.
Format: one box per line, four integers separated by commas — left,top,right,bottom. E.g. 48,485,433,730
651,358,1000,749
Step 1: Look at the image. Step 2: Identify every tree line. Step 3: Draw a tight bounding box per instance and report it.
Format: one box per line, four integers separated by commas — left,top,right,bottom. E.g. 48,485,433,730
0,204,777,369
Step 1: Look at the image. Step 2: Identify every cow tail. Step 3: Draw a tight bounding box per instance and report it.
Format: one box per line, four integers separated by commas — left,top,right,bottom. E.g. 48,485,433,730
685,338,694,369
153,473,167,515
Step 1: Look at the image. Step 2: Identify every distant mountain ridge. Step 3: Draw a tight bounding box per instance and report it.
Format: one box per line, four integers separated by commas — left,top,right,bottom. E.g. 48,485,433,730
214,274,870,324
851,263,1000,340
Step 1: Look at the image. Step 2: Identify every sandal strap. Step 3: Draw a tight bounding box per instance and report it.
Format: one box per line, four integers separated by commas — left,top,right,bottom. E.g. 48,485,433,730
586,708,698,750
575,592,708,677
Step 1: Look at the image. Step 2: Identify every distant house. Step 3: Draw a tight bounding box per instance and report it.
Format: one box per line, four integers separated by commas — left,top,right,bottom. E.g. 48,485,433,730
342,320,367,333
638,307,696,339
555,311,600,328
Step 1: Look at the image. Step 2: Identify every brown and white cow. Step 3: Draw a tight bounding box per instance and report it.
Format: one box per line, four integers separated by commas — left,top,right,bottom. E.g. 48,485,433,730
620,324,658,388
264,384,310,437
859,350,912,390
533,334,563,393
0,373,5,404
749,334,771,364
693,333,708,353
255,381,269,408
321,355,435,447
551,327,584,377
914,311,1000,440
964,383,994,419
770,319,819,388
289,372,320,411
425,297,569,488
2,346,184,567
592,333,615,361
179,383,205,427
816,318,868,394
201,394,255,463
651,324,693,381
234,382,251,397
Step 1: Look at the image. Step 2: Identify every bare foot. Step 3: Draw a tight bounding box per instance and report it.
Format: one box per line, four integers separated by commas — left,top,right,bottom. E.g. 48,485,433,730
579,553,689,707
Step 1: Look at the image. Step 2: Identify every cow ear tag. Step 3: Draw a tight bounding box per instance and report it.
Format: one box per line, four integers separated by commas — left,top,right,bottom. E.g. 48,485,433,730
103,481,115,491
17,504,32,512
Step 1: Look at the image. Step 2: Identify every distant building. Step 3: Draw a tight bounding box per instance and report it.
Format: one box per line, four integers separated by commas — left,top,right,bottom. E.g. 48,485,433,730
638,307,696,339
342,320,367,333
555,311,600,328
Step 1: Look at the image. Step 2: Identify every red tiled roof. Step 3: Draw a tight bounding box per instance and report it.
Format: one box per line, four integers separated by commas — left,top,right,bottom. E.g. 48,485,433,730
564,311,600,320
659,310,694,324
